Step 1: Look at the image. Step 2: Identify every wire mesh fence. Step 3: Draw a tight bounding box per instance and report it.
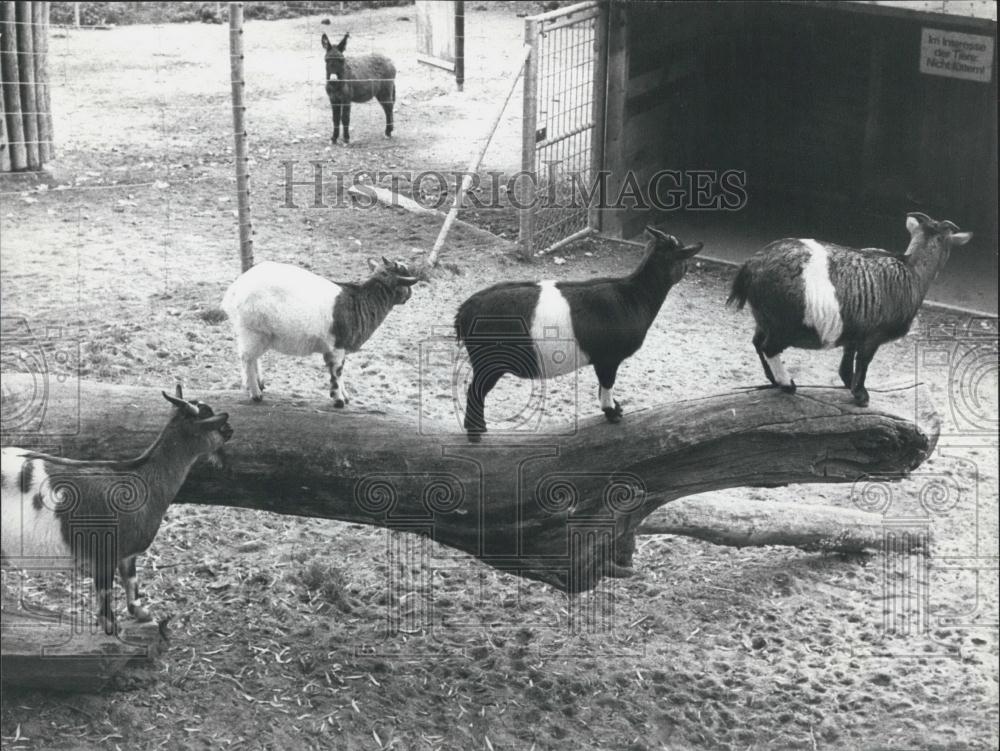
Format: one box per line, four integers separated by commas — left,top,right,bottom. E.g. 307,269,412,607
520,1,604,256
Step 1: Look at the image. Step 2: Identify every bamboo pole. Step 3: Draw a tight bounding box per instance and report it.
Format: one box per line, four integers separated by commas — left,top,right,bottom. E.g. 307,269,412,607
426,43,531,267
1,1,26,170
228,2,253,272
454,0,464,91
0,50,9,171
32,0,50,163
15,1,39,170
73,1,80,27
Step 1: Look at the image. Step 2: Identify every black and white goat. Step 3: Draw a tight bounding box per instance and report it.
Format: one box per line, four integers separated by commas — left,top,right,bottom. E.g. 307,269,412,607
455,226,703,441
727,212,972,406
1,387,232,632
221,257,418,404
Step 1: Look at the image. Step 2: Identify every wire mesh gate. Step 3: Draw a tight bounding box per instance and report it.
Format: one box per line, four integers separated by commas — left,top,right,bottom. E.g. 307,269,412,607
519,1,607,256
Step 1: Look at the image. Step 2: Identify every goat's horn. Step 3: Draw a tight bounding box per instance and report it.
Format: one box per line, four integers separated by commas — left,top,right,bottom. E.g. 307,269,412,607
398,276,419,286
939,220,960,232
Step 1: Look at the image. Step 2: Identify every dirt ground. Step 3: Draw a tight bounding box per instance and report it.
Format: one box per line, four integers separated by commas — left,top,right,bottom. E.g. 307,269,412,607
1,5,998,750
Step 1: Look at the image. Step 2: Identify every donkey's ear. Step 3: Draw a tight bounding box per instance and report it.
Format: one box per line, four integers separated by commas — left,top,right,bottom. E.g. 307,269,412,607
321,33,331,50
337,32,349,52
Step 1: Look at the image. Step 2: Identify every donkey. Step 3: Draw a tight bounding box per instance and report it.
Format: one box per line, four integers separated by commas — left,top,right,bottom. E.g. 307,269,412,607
322,32,396,145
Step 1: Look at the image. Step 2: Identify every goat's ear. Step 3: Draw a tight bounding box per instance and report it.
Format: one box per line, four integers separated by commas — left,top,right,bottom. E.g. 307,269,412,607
367,257,380,272
677,242,704,259
906,212,932,234
337,32,349,52
175,383,184,399
381,255,393,267
321,33,331,50
163,390,198,416
950,231,973,247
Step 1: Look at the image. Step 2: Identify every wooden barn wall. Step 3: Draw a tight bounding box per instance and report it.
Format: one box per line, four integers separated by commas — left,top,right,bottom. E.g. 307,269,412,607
603,2,997,244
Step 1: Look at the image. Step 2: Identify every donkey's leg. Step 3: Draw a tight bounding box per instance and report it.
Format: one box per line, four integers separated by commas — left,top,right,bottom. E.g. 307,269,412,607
341,104,351,145
380,83,394,138
331,102,342,144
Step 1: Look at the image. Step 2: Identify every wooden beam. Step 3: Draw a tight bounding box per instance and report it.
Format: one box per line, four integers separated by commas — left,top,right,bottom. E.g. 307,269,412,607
1,610,169,692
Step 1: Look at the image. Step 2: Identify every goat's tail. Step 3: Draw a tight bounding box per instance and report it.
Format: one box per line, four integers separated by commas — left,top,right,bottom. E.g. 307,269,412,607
454,302,469,343
726,264,752,310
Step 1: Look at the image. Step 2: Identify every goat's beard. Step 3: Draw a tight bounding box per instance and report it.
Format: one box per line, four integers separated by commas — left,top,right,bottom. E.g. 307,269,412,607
205,449,228,470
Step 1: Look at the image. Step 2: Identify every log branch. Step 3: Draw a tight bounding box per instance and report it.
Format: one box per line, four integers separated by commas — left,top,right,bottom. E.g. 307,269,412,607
636,495,928,553
1,378,938,593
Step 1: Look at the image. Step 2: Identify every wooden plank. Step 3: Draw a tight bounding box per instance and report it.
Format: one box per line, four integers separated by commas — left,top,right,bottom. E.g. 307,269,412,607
2,609,168,692
599,0,628,238
588,0,608,233
415,0,455,70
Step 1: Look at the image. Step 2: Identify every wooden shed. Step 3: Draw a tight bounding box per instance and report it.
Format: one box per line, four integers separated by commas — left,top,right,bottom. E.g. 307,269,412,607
602,0,997,241
521,1,996,304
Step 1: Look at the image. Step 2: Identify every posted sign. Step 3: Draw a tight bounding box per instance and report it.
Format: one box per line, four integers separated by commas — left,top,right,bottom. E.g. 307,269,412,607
920,28,994,83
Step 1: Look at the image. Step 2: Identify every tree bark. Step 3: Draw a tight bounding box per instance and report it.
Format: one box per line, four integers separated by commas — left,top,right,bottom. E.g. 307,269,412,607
0,0,27,170
31,0,50,163
636,494,928,553
14,1,38,169
2,377,938,593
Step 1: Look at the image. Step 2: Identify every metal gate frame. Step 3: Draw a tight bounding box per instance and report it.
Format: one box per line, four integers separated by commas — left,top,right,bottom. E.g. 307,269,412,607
519,1,608,256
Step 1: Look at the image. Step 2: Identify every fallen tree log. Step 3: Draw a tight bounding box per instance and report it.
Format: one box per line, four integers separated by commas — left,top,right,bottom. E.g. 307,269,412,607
1,377,938,594
635,495,925,553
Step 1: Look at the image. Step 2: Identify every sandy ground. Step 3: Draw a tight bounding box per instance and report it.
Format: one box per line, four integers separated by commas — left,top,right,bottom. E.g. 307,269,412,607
1,6,998,750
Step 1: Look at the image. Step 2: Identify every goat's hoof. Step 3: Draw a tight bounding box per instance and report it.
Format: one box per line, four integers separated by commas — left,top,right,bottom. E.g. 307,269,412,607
257,380,266,392
603,400,623,423
251,394,263,403
853,389,870,407
129,603,152,623
780,380,797,394
333,398,346,408
466,432,483,443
